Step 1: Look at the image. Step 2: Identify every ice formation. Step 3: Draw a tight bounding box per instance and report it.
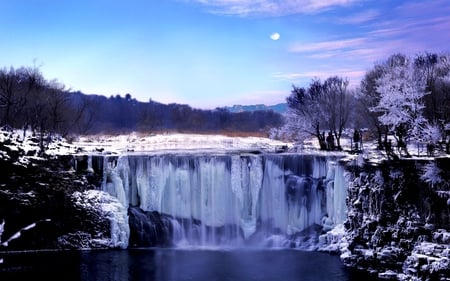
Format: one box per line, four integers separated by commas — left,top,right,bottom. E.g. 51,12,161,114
94,153,348,248
72,190,130,249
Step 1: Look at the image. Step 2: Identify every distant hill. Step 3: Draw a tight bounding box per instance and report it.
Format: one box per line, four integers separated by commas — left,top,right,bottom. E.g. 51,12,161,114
226,103,287,114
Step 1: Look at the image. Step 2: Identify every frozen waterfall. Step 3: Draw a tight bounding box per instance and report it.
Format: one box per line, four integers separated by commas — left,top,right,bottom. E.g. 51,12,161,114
94,153,347,248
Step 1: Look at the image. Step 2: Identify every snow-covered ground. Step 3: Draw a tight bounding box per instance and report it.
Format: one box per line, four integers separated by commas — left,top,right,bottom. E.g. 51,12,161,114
72,132,293,154
3,126,450,163
1,128,294,162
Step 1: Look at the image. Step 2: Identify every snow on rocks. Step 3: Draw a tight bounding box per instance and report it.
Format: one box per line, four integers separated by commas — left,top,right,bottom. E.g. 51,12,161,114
403,239,450,280
55,189,130,250
65,190,130,249
0,127,78,167
317,224,347,253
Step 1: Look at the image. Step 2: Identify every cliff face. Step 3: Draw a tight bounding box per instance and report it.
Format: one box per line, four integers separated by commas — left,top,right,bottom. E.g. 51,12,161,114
0,154,123,251
341,158,450,280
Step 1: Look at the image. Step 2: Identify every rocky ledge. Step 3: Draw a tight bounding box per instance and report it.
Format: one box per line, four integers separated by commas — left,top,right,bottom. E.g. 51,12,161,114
340,159,450,280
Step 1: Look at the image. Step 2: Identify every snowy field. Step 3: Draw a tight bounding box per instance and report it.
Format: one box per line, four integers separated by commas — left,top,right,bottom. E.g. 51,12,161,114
1,129,293,161
1,127,448,164
71,133,293,154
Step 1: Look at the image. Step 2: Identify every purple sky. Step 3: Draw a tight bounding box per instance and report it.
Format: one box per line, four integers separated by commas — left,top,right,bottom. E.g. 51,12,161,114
1,0,449,108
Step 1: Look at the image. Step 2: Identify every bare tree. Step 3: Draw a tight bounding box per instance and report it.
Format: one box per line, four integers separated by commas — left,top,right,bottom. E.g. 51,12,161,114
322,76,350,150
45,80,71,135
286,80,327,148
285,77,351,150
0,66,47,133
0,67,27,127
414,52,450,139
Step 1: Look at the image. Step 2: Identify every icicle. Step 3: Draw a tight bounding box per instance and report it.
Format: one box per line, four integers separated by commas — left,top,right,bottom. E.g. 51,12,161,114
100,153,348,248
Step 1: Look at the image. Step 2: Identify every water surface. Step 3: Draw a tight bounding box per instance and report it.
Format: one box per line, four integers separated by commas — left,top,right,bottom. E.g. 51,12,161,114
0,249,372,281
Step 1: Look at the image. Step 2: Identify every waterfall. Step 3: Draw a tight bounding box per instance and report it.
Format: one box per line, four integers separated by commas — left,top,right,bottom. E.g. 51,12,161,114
95,153,347,249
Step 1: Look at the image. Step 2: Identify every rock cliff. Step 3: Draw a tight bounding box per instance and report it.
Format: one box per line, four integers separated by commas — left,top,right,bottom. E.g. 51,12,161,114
341,158,450,280
0,142,123,250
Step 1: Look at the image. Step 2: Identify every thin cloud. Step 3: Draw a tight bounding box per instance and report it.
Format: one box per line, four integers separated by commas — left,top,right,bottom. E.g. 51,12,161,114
272,72,305,81
369,0,450,38
302,0,357,13
306,52,341,59
337,9,380,24
367,10,450,55
273,69,365,83
370,16,450,39
289,37,368,53
288,37,385,63
395,0,450,18
288,1,450,68
188,0,362,17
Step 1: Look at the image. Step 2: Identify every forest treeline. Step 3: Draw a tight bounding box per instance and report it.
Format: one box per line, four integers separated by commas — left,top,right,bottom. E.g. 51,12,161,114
0,66,284,137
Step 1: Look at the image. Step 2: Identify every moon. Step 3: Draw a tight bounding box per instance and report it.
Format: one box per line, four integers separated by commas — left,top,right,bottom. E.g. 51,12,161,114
270,32,280,41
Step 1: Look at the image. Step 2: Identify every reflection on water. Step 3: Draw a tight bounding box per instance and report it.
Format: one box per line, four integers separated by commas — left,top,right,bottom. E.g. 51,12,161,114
0,249,373,281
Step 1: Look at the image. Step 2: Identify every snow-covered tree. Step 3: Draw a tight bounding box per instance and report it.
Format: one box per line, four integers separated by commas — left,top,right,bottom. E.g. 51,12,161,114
422,123,442,144
420,162,444,188
371,54,429,155
272,110,311,144
359,64,388,149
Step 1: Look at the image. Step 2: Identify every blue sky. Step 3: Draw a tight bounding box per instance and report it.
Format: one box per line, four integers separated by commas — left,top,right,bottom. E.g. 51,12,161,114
1,0,449,109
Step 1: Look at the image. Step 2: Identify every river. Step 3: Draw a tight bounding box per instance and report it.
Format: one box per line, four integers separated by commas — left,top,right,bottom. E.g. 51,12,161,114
0,248,375,281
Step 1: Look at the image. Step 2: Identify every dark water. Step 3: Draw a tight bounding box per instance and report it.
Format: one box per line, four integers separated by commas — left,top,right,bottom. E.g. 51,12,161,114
0,249,372,281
